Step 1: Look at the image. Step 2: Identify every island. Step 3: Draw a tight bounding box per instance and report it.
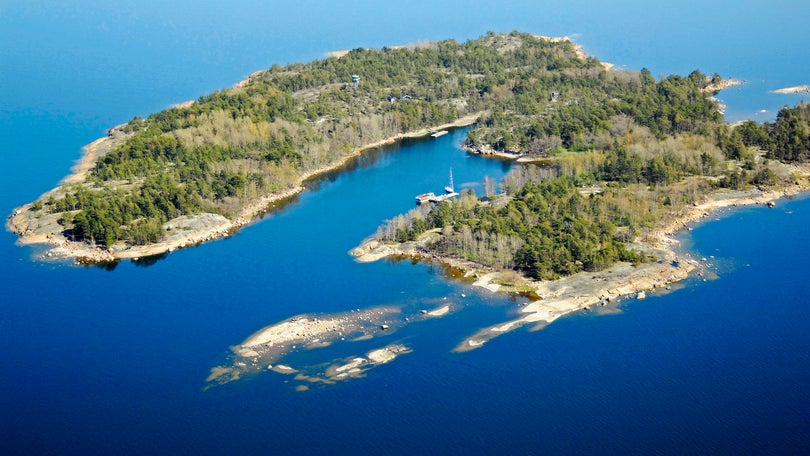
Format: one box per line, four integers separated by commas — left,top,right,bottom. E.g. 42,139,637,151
8,31,809,265
54,32,789,388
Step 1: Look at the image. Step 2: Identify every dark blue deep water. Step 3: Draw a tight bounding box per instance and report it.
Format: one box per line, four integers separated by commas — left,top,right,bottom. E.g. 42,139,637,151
2,1,809,454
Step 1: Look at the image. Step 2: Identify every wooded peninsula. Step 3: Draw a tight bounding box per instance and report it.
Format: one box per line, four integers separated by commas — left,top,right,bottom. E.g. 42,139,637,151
7,31,810,274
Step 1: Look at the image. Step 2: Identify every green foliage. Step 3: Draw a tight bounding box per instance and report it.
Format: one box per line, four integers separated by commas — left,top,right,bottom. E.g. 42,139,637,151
468,62,723,154
719,168,749,190
733,120,770,149
43,31,807,253
752,167,777,186
503,179,644,279
763,103,810,162
715,126,749,160
382,178,645,279
600,148,644,183
726,103,810,163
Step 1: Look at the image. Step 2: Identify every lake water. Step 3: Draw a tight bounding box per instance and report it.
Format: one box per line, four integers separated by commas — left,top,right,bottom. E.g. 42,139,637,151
2,1,809,454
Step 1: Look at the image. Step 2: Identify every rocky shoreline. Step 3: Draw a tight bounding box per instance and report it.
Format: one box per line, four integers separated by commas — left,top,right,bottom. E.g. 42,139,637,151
350,181,810,351
206,302,451,388
203,172,809,390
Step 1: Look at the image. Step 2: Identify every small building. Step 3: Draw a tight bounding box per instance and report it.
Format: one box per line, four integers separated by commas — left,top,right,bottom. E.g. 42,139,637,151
351,74,360,89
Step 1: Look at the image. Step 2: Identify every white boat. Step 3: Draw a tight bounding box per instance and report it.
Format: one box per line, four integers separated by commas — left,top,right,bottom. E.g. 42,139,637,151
444,168,455,194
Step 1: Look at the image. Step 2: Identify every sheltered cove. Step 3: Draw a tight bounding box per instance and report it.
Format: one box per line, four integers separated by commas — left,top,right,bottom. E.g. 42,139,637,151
6,113,482,264
1,34,773,266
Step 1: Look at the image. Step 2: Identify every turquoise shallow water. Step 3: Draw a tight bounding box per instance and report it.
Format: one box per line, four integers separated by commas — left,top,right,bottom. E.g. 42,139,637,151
2,1,809,454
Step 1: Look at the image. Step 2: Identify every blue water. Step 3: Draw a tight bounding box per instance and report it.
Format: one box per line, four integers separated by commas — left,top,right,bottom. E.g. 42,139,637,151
2,1,809,454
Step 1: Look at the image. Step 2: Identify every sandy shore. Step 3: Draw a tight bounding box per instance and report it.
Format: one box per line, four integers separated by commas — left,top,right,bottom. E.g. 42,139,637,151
7,111,483,263
61,137,106,185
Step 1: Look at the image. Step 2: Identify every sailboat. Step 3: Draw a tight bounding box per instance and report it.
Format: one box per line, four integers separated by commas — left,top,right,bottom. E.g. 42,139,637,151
444,168,455,194
415,168,458,204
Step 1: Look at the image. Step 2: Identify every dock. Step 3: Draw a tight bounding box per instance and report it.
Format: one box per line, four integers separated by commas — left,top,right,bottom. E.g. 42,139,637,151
415,169,458,205
415,191,459,205
428,192,458,203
